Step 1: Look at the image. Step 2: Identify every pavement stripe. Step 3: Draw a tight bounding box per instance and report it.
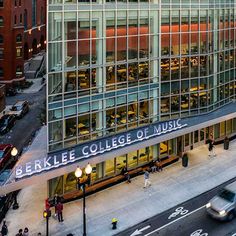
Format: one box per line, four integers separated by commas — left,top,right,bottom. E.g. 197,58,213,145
144,205,206,236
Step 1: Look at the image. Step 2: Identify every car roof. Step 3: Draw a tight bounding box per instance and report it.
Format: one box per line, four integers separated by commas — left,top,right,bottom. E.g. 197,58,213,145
0,144,12,151
224,181,236,192
13,100,27,106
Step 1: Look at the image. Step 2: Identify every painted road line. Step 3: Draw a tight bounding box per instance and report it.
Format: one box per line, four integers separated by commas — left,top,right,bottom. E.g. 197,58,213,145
144,205,206,236
130,225,151,236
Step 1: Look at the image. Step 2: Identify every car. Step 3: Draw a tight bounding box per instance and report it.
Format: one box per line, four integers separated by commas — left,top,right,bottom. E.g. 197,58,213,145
11,100,29,119
6,87,17,96
0,192,15,223
0,169,11,185
206,181,236,221
0,144,15,169
0,115,16,134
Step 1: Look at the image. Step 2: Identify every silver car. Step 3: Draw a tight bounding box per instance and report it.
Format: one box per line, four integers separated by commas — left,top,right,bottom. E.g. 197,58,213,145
206,181,236,221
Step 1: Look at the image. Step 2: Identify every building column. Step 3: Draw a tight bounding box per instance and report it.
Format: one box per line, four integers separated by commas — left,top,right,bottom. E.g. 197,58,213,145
213,9,218,103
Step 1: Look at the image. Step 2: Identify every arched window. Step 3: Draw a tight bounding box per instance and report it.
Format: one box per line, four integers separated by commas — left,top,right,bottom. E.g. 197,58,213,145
0,35,3,44
16,34,22,42
0,16,3,27
0,0,3,7
24,9,27,30
0,67,3,77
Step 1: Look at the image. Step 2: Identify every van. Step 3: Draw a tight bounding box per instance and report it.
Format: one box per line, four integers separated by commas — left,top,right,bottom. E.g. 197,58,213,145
206,181,236,221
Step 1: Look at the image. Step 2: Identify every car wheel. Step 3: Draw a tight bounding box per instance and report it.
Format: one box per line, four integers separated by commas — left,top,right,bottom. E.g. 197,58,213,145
227,211,234,221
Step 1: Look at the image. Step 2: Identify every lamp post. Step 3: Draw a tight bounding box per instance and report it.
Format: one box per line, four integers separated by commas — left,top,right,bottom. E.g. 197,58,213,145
11,147,19,210
75,163,92,236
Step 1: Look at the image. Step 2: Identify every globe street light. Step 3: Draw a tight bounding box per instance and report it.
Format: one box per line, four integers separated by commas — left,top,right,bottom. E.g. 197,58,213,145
75,163,92,236
11,147,19,210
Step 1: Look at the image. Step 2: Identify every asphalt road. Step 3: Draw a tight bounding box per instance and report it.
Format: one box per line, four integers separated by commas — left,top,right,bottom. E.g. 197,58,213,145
116,177,236,236
0,86,46,169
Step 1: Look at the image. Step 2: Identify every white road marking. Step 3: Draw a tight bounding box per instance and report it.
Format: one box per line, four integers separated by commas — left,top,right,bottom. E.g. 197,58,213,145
190,229,208,236
168,206,189,219
130,225,151,236
144,205,206,236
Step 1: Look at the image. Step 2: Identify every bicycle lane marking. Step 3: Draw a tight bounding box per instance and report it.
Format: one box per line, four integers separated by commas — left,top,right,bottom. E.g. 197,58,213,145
144,205,206,236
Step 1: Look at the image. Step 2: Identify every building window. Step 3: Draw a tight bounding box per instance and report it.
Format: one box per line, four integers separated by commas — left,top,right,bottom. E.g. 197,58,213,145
24,9,27,30
19,0,21,6
0,16,4,27
0,67,3,77
0,35,3,44
16,66,22,76
14,15,17,25
20,14,22,23
15,0,17,6
16,47,22,57
16,34,22,42
0,0,3,7
0,49,3,59
40,7,44,24
32,0,36,27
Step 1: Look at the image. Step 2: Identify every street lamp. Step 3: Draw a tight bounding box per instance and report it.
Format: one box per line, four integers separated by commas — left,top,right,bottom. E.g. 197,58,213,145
75,163,92,236
11,147,19,210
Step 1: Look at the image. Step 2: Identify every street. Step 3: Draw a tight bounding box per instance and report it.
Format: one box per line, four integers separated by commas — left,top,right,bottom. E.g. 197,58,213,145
0,86,45,169
117,177,236,236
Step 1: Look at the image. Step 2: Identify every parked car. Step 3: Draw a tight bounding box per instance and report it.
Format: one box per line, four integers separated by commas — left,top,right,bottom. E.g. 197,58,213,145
206,181,236,221
6,87,17,97
0,169,11,185
0,115,16,135
11,100,29,119
0,144,15,169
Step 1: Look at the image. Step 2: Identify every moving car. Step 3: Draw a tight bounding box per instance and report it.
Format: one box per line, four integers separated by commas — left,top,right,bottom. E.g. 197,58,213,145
6,87,17,96
206,181,236,221
0,115,16,135
0,144,15,169
11,100,29,119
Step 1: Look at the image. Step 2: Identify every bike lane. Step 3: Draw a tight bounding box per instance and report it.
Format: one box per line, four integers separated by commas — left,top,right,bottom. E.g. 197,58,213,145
116,176,236,236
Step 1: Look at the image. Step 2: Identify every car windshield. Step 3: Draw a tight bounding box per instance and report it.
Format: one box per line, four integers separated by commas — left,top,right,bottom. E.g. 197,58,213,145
0,151,4,159
0,170,10,184
12,105,22,111
0,117,8,125
218,189,235,202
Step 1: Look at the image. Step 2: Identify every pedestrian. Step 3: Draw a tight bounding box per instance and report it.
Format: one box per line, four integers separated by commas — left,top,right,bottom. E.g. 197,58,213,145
208,136,216,157
143,170,151,188
121,166,131,183
45,198,50,211
156,158,163,172
22,227,29,236
53,193,61,216
55,202,64,222
1,220,8,236
37,233,42,236
16,229,23,236
150,160,157,173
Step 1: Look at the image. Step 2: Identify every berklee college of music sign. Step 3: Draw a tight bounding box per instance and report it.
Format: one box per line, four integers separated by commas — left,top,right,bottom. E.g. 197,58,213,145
15,119,187,179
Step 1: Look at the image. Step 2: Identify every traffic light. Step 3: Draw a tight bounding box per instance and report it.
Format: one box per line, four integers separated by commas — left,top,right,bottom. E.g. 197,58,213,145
43,210,51,218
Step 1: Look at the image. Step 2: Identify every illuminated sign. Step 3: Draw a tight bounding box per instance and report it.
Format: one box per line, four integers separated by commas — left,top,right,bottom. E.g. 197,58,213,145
15,119,187,179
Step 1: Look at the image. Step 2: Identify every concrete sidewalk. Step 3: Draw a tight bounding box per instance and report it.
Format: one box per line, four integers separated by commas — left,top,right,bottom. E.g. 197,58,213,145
3,140,236,236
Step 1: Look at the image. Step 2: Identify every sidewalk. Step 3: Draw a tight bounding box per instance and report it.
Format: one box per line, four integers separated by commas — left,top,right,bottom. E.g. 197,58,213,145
22,78,45,93
3,140,236,236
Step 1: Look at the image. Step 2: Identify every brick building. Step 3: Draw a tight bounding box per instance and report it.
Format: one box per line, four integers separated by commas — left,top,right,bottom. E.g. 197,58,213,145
0,0,46,86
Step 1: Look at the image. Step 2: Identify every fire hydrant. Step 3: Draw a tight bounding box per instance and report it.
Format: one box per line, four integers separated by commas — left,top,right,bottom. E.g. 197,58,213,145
111,218,118,230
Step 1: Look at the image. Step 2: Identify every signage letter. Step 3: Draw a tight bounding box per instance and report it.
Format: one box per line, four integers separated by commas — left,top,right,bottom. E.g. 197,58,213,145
69,150,75,160
15,166,23,177
35,160,42,171
25,162,32,173
82,146,89,155
44,156,52,168
126,133,131,143
62,152,68,163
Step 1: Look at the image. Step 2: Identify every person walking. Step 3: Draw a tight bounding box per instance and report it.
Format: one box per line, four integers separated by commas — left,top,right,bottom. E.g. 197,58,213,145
208,136,216,157
53,193,61,216
143,170,151,188
1,220,8,236
22,227,29,236
150,160,157,173
16,229,23,236
55,202,64,222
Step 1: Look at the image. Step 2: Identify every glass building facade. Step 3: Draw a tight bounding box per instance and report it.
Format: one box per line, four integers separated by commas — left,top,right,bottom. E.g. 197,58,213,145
47,0,236,197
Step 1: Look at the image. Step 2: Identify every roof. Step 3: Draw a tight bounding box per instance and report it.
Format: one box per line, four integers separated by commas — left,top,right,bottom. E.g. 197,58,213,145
13,101,27,106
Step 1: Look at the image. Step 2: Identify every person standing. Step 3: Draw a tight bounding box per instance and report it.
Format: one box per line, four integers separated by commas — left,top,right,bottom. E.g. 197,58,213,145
143,170,151,188
1,220,8,236
56,202,64,222
53,194,61,215
156,158,163,172
121,166,131,183
16,229,23,236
